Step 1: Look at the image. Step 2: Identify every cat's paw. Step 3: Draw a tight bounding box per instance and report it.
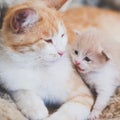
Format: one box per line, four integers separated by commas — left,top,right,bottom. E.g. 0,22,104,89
12,91,49,120
89,110,101,120
43,111,67,120
21,105,48,120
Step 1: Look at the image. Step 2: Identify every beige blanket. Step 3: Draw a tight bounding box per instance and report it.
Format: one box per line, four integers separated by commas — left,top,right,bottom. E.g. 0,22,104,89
0,87,120,120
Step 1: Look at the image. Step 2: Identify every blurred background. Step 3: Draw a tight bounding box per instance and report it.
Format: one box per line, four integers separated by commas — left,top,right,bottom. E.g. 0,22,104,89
70,0,120,11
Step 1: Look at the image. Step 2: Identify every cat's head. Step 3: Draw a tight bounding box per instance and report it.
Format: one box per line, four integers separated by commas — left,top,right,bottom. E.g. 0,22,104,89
1,0,68,65
70,29,110,73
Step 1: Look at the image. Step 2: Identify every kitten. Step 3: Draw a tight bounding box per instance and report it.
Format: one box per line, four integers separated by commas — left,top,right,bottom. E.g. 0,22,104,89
70,28,120,120
0,0,94,120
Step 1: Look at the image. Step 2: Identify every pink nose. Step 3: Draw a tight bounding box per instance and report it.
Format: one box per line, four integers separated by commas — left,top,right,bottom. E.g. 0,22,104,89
58,52,64,56
75,60,80,65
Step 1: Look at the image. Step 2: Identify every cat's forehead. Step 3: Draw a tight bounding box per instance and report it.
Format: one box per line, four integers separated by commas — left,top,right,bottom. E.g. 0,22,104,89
2,2,65,48
75,30,105,52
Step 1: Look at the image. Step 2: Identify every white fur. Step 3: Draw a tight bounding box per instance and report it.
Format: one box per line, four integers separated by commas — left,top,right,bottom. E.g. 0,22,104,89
0,21,92,120
52,23,68,53
70,29,120,119
60,0,73,12
22,13,38,27
0,52,74,120
0,23,69,94
0,22,71,119
81,62,119,120
12,90,49,120
44,103,90,120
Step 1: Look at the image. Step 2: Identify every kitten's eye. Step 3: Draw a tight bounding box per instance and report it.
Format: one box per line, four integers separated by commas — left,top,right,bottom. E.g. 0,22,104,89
74,50,78,55
44,39,53,44
61,34,65,38
84,57,91,62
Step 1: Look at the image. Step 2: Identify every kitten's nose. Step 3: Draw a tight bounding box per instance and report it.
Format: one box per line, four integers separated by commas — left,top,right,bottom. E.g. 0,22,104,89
75,60,80,65
58,51,64,56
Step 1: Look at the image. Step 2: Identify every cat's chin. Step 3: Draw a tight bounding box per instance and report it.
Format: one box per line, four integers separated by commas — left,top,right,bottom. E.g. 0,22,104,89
78,70,87,74
43,57,62,65
44,54,65,63
75,66,85,73
77,68,90,74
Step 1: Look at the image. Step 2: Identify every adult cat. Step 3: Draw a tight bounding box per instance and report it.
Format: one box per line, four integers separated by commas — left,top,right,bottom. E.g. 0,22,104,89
0,0,94,120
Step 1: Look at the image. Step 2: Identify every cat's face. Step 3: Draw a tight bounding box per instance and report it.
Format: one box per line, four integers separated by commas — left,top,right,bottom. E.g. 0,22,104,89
70,30,109,73
1,1,68,65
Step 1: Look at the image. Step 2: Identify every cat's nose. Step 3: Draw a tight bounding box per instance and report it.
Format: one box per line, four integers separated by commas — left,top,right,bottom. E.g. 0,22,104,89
75,60,80,65
58,51,64,56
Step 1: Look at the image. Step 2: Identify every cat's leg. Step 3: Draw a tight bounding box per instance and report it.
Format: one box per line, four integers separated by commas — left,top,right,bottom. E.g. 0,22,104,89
44,95,93,120
10,90,48,120
89,87,115,120
44,85,94,120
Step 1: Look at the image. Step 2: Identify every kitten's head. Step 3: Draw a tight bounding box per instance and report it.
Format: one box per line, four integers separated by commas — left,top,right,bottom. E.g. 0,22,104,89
1,0,68,65
71,29,110,73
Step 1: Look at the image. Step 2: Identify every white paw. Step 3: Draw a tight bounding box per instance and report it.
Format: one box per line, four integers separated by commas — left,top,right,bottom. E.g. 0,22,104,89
89,110,101,120
44,116,62,120
43,112,66,120
12,91,49,120
21,105,48,120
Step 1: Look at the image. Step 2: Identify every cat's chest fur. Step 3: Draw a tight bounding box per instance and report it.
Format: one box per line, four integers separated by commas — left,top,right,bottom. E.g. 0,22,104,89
81,63,118,92
0,55,72,102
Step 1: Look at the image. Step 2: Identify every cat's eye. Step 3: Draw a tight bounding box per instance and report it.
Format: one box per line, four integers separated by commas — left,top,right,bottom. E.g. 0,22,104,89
44,39,53,44
84,57,91,62
61,34,65,38
74,50,78,55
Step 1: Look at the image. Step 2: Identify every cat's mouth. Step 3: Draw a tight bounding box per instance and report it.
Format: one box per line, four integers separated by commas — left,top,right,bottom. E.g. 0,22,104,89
76,65,85,72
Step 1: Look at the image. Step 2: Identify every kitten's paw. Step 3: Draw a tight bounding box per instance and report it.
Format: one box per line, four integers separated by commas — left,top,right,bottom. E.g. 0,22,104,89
21,105,48,120
89,110,101,120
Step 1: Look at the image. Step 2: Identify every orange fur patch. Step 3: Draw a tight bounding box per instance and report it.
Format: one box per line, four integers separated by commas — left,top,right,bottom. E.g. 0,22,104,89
63,7,120,44
2,1,64,52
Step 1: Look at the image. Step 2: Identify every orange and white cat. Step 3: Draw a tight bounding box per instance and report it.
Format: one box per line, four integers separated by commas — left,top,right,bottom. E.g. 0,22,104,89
70,28,120,120
63,7,120,43
0,0,94,120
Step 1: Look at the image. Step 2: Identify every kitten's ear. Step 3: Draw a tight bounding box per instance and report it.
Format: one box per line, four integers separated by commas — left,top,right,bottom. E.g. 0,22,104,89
10,8,38,33
101,50,110,61
46,0,71,10
74,30,81,37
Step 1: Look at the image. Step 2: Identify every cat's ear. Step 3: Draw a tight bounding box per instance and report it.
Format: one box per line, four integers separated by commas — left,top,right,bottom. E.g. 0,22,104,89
74,30,81,36
46,0,71,10
101,50,110,61
98,46,110,62
73,30,81,40
10,8,38,33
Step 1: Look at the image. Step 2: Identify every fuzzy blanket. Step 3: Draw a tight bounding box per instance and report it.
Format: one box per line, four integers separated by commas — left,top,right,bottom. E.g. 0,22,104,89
101,87,120,119
0,87,120,120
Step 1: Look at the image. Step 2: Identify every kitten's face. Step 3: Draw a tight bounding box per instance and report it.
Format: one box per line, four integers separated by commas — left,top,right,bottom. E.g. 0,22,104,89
2,2,68,65
71,31,109,73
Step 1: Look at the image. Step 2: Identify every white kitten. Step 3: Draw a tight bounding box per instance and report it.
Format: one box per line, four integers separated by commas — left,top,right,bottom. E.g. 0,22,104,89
70,29,120,120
